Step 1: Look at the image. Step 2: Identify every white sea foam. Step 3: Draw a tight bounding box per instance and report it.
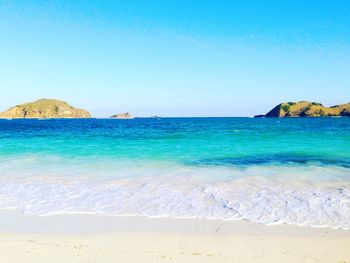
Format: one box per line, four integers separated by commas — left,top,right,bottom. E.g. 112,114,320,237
0,158,350,229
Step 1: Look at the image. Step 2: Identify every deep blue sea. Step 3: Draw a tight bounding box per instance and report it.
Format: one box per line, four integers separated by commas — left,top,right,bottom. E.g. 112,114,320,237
0,118,350,229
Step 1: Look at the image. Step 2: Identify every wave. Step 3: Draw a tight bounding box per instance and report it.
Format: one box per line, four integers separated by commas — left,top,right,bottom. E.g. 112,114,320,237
0,161,349,230
191,154,350,168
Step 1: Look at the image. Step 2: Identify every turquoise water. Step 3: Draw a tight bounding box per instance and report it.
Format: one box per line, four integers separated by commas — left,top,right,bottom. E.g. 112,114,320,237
0,118,350,228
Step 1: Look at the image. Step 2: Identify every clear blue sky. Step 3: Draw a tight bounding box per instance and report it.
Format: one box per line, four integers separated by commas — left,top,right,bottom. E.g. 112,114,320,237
1,0,349,117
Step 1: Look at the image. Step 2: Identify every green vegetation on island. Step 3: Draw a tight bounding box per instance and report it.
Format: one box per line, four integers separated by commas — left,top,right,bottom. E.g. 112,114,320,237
256,101,350,118
0,99,91,119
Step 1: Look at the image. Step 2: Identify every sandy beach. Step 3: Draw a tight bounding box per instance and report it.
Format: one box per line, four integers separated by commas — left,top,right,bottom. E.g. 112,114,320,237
0,210,349,262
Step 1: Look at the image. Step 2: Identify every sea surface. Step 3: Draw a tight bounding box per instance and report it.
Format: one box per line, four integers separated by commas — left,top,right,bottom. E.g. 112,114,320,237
0,118,350,229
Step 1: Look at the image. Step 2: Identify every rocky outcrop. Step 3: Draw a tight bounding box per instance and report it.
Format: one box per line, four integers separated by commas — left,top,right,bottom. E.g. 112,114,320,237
110,112,134,119
0,99,91,118
256,101,350,118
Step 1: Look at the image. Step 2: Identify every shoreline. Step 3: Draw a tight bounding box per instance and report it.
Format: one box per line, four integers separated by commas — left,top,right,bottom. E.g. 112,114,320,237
1,210,350,262
1,210,350,236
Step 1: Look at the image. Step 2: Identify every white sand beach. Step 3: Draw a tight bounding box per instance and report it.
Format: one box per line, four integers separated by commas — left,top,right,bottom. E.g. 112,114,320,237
0,210,349,263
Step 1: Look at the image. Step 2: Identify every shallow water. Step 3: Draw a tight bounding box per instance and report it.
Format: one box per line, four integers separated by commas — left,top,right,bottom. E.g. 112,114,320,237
0,118,349,229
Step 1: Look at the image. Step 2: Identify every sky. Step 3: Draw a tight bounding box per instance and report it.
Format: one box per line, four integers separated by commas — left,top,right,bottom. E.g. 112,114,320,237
0,0,349,117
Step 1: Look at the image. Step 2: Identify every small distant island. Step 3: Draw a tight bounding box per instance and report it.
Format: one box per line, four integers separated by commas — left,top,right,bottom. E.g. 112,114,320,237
255,101,350,118
0,99,91,119
110,112,134,119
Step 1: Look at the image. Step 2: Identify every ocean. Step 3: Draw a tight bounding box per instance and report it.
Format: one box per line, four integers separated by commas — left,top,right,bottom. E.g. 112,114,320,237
0,118,349,229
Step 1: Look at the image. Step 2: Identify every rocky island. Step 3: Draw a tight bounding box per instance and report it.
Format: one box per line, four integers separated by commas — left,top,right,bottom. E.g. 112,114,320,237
110,112,134,119
255,101,350,118
0,99,91,119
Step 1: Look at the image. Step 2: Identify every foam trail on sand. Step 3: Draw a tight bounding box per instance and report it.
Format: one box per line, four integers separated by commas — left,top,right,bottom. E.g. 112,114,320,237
0,160,349,230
